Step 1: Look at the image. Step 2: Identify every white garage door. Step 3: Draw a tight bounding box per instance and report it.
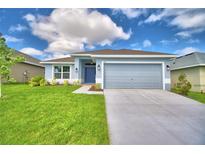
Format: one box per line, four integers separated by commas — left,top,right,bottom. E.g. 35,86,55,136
104,63,163,89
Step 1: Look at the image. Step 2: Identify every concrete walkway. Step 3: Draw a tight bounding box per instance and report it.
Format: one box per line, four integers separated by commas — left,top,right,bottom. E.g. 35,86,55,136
104,89,205,145
72,85,103,95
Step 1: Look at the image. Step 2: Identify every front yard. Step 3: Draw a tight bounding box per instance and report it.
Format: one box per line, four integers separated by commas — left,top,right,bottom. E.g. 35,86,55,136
187,91,205,104
0,84,109,144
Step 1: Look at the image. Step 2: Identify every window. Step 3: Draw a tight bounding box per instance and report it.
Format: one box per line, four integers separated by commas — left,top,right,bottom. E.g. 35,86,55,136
54,66,70,79
63,66,70,79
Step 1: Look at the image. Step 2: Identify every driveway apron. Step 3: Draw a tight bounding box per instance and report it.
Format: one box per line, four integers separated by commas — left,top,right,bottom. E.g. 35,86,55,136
104,89,205,144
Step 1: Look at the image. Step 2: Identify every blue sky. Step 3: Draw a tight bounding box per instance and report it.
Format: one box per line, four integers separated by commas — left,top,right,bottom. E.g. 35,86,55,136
0,8,205,60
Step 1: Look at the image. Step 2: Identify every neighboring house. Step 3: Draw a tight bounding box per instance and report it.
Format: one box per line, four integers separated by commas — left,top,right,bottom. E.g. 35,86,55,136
41,49,175,90
170,52,205,92
9,51,45,83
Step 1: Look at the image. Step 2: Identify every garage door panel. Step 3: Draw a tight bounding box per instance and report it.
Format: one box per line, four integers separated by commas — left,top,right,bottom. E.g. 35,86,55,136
104,63,163,89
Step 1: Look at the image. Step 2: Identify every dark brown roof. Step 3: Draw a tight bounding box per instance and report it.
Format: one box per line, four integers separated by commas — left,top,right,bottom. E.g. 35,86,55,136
15,51,44,67
43,57,75,63
73,49,174,55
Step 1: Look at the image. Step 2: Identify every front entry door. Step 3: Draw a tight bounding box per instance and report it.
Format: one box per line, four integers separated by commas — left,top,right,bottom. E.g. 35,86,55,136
85,67,96,83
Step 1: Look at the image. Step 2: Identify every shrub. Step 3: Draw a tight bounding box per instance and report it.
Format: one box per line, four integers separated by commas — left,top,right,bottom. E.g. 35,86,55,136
73,80,80,85
40,79,47,86
29,76,44,87
51,79,57,86
94,83,101,90
7,78,17,84
63,80,69,86
173,73,192,95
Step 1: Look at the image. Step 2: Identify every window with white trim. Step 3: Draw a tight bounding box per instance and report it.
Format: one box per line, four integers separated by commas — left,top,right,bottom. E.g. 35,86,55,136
54,65,70,79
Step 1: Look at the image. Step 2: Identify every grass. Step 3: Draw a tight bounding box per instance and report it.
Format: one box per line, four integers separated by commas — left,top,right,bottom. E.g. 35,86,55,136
187,91,205,104
0,84,109,144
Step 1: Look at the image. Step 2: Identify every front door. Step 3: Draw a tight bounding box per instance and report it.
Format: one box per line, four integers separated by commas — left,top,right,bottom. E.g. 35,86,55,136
85,67,96,83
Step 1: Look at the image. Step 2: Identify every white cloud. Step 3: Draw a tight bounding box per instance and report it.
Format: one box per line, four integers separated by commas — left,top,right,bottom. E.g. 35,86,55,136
144,9,196,25
176,28,204,38
3,35,23,42
112,8,147,19
176,47,202,56
187,39,200,44
23,14,35,21
160,38,178,45
170,11,205,29
143,39,152,48
144,9,205,38
24,8,131,57
20,47,43,56
130,42,139,47
9,24,27,32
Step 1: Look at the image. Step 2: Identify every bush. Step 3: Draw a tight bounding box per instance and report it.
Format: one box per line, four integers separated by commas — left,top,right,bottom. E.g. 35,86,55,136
7,77,17,84
63,80,69,86
173,73,192,95
73,80,80,85
29,76,44,87
94,83,101,90
40,79,47,86
51,79,57,86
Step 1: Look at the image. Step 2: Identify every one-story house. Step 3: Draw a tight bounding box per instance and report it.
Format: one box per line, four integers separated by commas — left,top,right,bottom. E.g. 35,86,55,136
9,51,45,83
170,52,205,92
41,49,175,90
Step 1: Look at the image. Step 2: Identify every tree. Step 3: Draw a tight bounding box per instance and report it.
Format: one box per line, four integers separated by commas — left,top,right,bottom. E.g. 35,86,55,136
0,34,25,97
173,73,192,95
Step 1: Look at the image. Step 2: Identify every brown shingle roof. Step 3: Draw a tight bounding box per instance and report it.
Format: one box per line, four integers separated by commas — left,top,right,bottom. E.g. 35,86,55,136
42,49,174,63
73,49,174,55
43,57,75,63
15,51,44,67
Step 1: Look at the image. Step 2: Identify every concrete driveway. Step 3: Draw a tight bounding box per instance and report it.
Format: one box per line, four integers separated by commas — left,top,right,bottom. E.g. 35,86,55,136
104,89,205,144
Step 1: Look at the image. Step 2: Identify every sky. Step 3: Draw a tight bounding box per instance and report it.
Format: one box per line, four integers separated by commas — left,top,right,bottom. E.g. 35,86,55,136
0,8,205,60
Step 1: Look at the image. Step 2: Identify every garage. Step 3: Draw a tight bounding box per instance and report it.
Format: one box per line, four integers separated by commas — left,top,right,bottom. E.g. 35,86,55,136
104,63,163,89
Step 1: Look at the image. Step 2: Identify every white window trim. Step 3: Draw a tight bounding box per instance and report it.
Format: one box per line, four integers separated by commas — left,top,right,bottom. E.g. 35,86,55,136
101,61,166,90
52,65,71,80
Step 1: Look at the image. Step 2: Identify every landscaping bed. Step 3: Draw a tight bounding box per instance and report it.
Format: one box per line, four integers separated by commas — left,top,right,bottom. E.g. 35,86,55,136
89,85,103,92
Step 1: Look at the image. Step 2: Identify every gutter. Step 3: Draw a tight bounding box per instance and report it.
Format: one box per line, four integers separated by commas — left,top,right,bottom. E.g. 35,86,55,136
171,64,205,71
23,61,45,67
40,62,75,64
70,54,176,58
90,54,176,58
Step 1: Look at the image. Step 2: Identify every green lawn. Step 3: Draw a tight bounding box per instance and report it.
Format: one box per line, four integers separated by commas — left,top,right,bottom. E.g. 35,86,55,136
187,91,205,104
0,84,109,144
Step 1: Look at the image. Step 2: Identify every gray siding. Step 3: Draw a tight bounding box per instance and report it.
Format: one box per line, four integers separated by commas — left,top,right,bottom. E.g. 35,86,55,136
45,64,52,80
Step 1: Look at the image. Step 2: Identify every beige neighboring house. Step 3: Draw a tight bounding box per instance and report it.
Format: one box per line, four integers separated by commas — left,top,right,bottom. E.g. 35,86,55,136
9,51,45,83
170,52,205,92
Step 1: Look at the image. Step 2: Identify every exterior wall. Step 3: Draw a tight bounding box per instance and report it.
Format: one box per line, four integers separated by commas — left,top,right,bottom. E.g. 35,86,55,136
10,62,45,83
44,64,75,84
73,56,95,83
171,67,201,92
199,67,205,92
45,64,53,80
95,58,171,90
53,56,172,90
